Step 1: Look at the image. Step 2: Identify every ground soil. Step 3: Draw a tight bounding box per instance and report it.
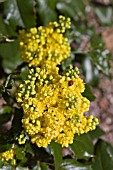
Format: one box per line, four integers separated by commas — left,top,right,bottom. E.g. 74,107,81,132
89,28,113,145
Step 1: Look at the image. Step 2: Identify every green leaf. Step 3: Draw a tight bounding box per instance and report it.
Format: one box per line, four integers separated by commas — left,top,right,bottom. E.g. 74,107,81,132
0,85,4,93
69,134,94,160
82,84,96,101
16,0,36,28
50,141,63,170
16,167,29,170
32,163,49,170
0,106,12,115
36,0,57,25
89,34,111,77
56,2,78,21
89,49,111,77
12,108,23,136
40,162,51,170
25,142,33,155
95,7,113,25
87,126,105,141
0,144,12,153
15,145,27,163
0,130,14,144
61,57,72,71
82,56,99,86
0,40,22,73
56,0,87,21
0,16,16,36
0,105,12,125
92,139,113,170
0,113,12,125
19,66,29,81
0,166,13,170
58,159,93,170
4,0,36,29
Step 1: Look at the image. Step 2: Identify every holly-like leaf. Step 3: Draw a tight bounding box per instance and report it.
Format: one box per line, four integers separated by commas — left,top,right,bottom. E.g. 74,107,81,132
15,145,27,163
0,16,16,37
0,40,22,73
82,56,99,86
50,141,63,170
36,0,57,25
82,84,96,101
69,134,94,160
3,0,36,29
56,0,87,21
0,106,12,125
92,139,113,170
58,159,93,170
95,6,113,26
87,126,105,141
0,144,13,153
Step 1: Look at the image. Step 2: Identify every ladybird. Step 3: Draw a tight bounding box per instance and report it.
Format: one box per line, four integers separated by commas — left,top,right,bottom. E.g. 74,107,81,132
68,80,74,86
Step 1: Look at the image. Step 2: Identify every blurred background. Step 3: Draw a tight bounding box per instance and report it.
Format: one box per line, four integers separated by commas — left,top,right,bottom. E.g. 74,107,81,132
0,0,113,145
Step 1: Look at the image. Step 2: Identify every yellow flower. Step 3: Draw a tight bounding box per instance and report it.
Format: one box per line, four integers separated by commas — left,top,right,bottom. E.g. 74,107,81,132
17,65,98,148
0,148,15,165
18,16,71,67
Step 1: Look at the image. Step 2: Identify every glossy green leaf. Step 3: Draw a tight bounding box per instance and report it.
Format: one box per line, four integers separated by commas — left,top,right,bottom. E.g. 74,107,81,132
0,85,4,93
0,40,22,73
50,141,63,170
92,139,113,170
36,0,57,25
58,159,93,170
16,0,36,28
95,7,113,25
12,108,23,136
57,0,87,21
69,134,94,160
89,49,111,77
0,130,14,144
2,91,13,104
3,0,24,29
15,145,27,163
82,84,96,101
89,34,111,77
19,66,29,81
0,113,12,125
0,106,12,115
61,57,72,71
33,163,50,170
0,16,16,36
82,56,99,86
16,167,29,170
87,126,105,141
0,105,12,125
40,162,51,170
4,0,36,29
0,144,12,153
56,2,77,21
24,142,33,155
0,166,13,170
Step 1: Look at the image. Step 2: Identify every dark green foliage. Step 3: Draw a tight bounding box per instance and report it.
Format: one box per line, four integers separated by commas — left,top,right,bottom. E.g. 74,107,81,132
0,0,113,169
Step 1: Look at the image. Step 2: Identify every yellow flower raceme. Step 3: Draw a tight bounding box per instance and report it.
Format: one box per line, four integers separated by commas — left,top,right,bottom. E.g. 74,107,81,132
16,65,98,148
18,16,71,67
0,148,15,165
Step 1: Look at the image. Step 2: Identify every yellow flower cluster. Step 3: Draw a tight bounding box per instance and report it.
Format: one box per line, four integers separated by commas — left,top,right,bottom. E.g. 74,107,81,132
17,65,98,147
17,16,98,147
0,149,15,165
18,16,71,67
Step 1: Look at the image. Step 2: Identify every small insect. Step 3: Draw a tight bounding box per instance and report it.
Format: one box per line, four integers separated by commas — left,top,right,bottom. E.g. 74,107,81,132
68,80,74,86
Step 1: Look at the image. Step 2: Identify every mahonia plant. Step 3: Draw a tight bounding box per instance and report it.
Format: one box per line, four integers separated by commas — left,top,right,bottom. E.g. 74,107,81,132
0,148,15,165
16,16,98,148
18,16,71,67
